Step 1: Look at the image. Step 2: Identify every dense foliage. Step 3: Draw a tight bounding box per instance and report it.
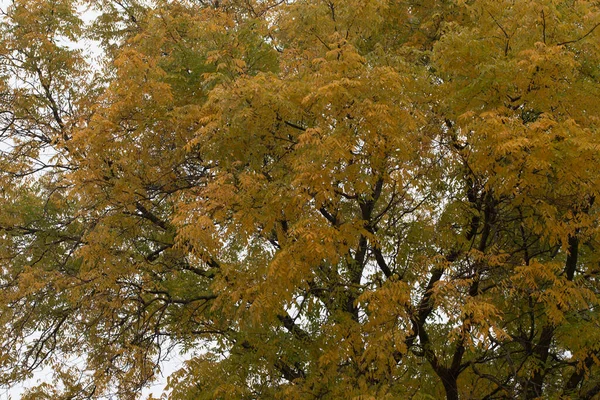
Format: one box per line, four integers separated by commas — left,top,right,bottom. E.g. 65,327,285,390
1,0,600,398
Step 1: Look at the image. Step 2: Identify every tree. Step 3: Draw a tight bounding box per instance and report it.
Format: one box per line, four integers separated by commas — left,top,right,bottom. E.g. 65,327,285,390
1,0,600,398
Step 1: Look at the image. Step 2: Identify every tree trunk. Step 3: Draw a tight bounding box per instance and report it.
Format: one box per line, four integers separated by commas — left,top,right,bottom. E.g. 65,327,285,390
441,373,459,400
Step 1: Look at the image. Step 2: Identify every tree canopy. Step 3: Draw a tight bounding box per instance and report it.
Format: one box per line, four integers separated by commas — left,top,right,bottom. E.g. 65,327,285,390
1,0,600,399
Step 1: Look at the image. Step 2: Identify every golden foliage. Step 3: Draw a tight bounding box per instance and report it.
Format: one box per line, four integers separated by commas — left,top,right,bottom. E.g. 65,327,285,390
1,0,600,399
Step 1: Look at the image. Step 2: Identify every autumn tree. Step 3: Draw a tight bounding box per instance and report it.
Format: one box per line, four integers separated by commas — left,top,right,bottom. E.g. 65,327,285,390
1,0,600,399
